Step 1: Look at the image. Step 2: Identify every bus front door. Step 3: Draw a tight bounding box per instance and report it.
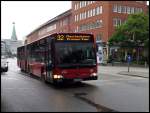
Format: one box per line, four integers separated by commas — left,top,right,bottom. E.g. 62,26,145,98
45,39,53,83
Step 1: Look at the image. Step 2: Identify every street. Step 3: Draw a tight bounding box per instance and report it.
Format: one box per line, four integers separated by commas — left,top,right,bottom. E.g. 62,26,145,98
1,58,149,112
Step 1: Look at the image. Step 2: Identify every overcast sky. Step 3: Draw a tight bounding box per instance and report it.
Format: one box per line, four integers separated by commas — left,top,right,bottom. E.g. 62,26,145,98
1,1,71,41
1,1,149,41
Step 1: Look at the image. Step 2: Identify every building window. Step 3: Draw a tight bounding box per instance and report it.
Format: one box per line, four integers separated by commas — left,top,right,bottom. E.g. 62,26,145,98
127,6,131,14
113,18,117,26
79,1,86,8
76,14,79,21
80,13,82,20
93,8,95,16
113,18,121,26
100,6,102,14
75,26,79,32
59,20,63,27
82,12,84,19
135,8,141,13
79,1,82,8
96,20,103,28
81,13,83,20
75,4,76,10
96,7,100,15
96,33,102,42
139,8,143,12
118,6,122,13
76,3,79,10
90,9,93,17
88,10,90,18
95,6,102,15
131,7,135,14
63,18,68,26
113,5,118,12
118,19,121,25
78,19,103,32
89,1,92,4
136,1,143,3
46,24,56,32
84,11,86,19
81,1,83,7
83,1,86,7
85,1,87,6
122,6,126,13
75,15,76,22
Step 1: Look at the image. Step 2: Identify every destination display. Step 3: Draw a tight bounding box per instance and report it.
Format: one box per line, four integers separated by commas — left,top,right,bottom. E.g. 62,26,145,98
55,34,93,42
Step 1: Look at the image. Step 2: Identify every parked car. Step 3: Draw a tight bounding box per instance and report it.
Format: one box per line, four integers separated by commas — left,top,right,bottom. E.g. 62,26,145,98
1,55,8,72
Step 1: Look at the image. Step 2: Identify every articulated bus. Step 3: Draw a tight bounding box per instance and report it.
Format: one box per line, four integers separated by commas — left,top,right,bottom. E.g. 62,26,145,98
17,33,98,84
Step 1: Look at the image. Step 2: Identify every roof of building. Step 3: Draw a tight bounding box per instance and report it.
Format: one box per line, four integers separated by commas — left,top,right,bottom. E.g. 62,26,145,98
26,9,72,38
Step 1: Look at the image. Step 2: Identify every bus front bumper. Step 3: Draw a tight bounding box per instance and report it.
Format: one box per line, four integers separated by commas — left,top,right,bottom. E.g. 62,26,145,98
53,76,98,83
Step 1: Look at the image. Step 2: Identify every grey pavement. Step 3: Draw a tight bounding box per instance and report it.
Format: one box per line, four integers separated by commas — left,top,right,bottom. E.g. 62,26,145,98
1,58,149,112
98,65,149,78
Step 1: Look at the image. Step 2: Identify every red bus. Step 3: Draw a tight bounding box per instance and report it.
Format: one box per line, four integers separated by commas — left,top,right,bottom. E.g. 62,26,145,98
17,33,98,84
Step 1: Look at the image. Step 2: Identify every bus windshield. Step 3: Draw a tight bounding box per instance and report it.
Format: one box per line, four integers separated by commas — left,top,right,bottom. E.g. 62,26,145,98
55,42,96,68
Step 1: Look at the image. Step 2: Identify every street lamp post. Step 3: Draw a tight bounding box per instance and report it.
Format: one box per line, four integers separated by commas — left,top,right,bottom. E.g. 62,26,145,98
127,55,131,72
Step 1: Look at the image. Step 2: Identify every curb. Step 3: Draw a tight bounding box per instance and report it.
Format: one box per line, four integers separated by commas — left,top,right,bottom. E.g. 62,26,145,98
118,71,149,78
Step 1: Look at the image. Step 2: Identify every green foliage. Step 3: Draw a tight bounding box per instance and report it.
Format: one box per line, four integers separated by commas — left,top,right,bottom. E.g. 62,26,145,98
109,12,149,47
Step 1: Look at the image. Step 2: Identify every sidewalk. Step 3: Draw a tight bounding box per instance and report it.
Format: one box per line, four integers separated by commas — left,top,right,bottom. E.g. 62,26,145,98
98,65,149,78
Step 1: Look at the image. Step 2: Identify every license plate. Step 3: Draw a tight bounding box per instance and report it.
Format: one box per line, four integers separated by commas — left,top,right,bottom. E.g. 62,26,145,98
74,78,82,82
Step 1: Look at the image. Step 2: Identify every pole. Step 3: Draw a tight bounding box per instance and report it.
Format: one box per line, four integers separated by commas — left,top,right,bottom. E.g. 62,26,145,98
128,62,130,72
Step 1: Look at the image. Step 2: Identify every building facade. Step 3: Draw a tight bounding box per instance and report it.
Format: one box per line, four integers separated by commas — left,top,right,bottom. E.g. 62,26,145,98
72,1,147,41
72,1,148,62
25,1,148,62
25,9,72,44
26,1,148,43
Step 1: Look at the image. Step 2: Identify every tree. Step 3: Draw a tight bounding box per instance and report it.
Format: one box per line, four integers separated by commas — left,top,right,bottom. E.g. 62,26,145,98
109,12,149,63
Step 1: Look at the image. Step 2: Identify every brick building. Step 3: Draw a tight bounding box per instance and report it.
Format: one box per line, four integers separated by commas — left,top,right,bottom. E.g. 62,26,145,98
25,9,72,44
25,1,148,62
72,1,148,63
72,1,147,41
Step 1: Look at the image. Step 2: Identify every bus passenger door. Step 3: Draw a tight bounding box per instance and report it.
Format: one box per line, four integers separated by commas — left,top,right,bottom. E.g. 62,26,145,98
45,39,53,82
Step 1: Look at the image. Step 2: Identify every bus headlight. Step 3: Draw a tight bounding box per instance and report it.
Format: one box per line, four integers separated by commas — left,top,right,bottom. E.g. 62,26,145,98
53,75,63,79
91,73,97,77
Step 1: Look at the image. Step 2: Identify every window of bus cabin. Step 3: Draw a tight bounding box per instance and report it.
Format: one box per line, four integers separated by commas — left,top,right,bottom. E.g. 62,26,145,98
30,41,45,63
46,38,52,64
55,41,96,68
29,43,38,62
19,47,25,60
